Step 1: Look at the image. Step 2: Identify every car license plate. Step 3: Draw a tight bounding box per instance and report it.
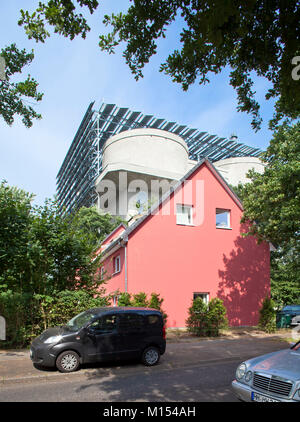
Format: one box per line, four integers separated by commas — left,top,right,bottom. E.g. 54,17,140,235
251,392,280,402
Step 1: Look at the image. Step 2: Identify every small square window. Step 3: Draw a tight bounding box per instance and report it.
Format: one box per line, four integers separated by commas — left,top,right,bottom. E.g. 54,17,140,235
113,255,121,273
193,293,209,305
176,204,193,225
216,209,231,229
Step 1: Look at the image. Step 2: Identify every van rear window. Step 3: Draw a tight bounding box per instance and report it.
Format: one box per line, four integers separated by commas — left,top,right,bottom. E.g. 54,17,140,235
148,315,160,325
119,314,144,331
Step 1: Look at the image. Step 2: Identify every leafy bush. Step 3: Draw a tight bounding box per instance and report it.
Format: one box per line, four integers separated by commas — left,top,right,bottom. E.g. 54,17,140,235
186,297,228,337
117,291,167,323
0,290,34,347
132,292,148,308
117,292,132,306
148,292,168,324
258,296,276,333
0,290,110,348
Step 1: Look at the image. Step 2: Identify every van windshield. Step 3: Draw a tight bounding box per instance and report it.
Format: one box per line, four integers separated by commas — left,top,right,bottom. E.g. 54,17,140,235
66,310,96,332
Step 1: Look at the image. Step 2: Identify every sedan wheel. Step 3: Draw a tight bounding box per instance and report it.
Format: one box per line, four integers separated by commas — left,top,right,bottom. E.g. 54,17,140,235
142,346,160,366
56,351,80,373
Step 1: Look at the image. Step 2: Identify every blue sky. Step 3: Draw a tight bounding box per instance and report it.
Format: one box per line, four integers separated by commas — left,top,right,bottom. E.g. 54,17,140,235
0,0,276,206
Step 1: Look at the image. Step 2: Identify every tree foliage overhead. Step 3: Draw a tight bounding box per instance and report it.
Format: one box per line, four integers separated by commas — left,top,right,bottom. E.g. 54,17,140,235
0,44,43,127
18,0,300,131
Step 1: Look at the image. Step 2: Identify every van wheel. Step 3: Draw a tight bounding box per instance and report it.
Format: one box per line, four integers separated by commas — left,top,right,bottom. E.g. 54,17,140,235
142,346,160,366
56,350,80,373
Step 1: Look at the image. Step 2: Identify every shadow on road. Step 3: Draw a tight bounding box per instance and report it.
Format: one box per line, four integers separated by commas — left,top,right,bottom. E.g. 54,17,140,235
72,357,240,402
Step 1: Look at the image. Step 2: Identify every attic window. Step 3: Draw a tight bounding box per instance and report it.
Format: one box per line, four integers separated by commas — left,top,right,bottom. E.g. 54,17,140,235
216,209,231,229
176,204,193,226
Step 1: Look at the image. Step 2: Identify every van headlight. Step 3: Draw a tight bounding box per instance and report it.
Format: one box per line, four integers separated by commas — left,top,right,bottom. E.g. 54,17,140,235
236,363,247,380
44,335,62,344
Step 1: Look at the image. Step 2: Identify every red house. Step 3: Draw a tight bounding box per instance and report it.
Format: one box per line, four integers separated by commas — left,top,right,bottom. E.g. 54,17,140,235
99,159,270,327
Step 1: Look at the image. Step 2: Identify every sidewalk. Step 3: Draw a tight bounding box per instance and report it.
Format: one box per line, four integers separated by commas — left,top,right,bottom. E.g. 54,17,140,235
0,329,293,385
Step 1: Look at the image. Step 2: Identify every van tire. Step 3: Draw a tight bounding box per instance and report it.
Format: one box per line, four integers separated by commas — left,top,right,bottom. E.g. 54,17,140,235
56,350,80,373
141,346,160,366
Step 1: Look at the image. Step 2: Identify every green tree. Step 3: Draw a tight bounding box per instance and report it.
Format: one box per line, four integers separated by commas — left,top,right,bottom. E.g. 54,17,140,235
25,199,104,295
0,44,43,127
237,123,300,308
71,206,125,247
19,0,300,130
0,184,118,296
0,181,33,290
240,123,300,247
270,241,300,308
0,183,120,346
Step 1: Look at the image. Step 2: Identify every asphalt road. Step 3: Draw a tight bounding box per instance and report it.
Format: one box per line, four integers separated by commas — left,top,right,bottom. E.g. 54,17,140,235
0,336,290,403
0,357,239,402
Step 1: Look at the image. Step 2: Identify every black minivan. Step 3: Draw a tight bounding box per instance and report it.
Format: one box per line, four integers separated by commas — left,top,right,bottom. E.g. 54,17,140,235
30,307,166,372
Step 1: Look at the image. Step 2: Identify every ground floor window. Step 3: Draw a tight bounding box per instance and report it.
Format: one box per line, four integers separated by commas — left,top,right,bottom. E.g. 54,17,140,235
193,292,209,305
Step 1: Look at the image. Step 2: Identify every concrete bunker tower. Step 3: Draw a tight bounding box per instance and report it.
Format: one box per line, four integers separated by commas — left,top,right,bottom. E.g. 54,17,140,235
95,128,196,221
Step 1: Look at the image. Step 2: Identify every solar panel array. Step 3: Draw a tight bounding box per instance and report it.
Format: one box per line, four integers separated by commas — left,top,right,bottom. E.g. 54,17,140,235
57,102,262,213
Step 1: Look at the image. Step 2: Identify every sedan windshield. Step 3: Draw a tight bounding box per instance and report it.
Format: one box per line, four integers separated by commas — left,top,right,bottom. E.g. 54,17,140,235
292,340,300,351
66,310,97,332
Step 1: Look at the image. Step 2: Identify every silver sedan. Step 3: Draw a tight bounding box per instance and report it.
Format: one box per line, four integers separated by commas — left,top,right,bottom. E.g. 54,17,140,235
232,340,300,402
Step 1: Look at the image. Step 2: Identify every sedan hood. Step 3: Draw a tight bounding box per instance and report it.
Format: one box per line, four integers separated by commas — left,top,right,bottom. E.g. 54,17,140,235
247,349,300,382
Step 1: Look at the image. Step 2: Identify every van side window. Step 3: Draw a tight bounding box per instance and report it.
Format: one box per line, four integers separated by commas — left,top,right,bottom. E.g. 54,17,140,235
119,314,144,332
89,315,118,333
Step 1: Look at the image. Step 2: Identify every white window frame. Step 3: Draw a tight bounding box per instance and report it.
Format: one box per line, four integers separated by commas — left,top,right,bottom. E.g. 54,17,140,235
176,204,193,226
113,255,121,274
193,292,210,305
216,208,231,229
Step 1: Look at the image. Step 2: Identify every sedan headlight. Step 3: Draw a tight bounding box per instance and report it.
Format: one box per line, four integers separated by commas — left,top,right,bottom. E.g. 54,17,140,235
236,363,247,380
44,335,62,344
